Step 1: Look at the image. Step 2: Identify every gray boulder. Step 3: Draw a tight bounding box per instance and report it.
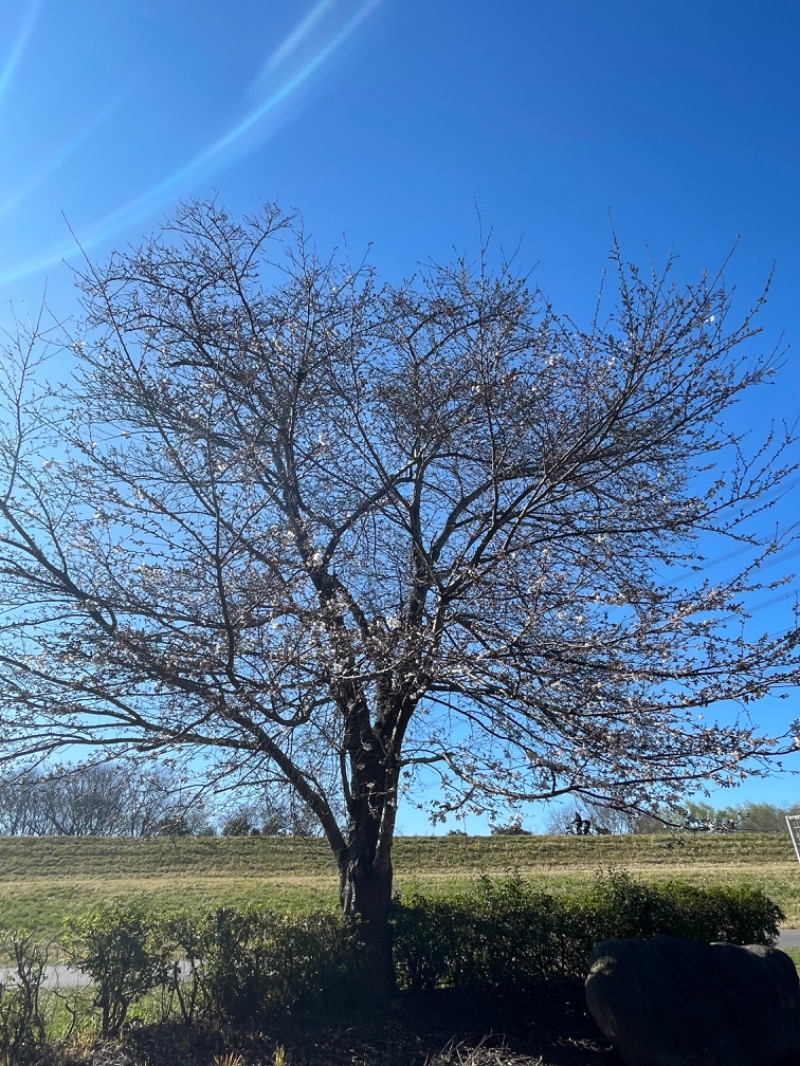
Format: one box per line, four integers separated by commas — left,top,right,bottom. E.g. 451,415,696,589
585,935,800,1066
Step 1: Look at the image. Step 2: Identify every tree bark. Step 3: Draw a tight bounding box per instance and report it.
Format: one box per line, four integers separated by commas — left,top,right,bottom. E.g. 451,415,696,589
338,837,396,997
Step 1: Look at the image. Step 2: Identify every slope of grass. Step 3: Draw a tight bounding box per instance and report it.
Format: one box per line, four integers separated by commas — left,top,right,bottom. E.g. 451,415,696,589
0,832,797,937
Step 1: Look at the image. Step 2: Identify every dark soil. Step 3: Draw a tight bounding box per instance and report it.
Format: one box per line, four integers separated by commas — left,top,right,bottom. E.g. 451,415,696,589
56,985,617,1066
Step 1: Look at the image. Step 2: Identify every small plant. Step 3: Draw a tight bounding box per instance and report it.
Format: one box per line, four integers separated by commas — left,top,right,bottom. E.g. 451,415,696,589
0,928,51,1062
211,1054,245,1066
489,818,531,836
62,900,170,1036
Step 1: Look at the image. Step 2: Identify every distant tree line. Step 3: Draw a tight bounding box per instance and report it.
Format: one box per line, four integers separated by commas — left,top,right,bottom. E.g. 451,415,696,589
545,798,800,835
2,762,795,838
217,796,319,838
0,761,320,838
667,800,800,834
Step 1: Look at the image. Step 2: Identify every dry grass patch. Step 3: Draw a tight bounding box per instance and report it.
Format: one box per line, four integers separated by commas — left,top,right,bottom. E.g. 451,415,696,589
0,833,798,940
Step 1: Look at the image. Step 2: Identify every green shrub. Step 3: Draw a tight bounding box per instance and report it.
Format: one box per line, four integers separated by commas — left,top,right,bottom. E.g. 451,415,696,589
391,871,784,993
569,871,783,960
37,872,785,1037
62,900,171,1036
392,874,568,993
164,905,361,1025
158,910,207,1026
391,892,463,991
650,880,783,944
58,901,362,1032
452,875,563,992
0,929,50,1062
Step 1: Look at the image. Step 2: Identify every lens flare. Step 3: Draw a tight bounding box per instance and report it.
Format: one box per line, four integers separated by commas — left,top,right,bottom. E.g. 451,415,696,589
259,0,336,79
0,0,40,105
0,0,381,287
208,0,381,160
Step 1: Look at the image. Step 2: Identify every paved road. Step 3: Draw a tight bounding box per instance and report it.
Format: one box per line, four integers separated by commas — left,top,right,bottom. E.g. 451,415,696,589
0,963,91,989
778,929,800,948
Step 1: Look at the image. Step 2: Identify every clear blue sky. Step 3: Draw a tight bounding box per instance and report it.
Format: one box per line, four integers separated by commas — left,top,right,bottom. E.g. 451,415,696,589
2,1,799,830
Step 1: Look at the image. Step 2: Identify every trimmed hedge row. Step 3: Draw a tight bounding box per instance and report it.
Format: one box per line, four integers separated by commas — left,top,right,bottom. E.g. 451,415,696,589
390,871,783,993
0,871,784,1047
60,903,361,1033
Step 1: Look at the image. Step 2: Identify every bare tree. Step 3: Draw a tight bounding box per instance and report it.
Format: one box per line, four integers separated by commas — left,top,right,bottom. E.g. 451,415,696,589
218,792,320,836
0,768,49,836
0,200,798,990
0,763,134,836
37,762,130,836
119,762,210,837
0,760,209,837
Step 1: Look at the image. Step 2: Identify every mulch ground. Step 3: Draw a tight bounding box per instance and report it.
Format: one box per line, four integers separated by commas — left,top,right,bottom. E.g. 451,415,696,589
57,985,617,1066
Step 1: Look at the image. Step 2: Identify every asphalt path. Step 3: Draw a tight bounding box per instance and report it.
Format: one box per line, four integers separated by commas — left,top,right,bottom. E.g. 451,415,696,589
0,959,200,990
0,963,91,989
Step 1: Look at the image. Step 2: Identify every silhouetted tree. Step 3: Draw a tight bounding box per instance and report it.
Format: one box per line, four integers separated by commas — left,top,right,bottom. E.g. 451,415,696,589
0,201,798,991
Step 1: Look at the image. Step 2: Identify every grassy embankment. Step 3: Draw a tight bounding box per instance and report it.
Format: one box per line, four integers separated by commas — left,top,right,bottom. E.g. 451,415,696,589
1,831,798,937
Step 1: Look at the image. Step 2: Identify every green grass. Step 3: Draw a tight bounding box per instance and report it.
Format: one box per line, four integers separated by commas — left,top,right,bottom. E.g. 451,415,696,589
0,832,798,938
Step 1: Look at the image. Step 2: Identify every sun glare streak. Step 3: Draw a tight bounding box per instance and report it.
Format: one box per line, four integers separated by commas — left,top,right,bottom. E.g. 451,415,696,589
0,0,381,287
208,0,380,159
259,0,336,79
0,0,40,104
74,0,381,246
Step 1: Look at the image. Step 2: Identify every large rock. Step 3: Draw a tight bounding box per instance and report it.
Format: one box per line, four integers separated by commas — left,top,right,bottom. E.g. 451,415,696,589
585,935,800,1066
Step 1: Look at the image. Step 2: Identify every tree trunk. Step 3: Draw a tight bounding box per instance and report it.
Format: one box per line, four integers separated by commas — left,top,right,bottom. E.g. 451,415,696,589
338,840,396,997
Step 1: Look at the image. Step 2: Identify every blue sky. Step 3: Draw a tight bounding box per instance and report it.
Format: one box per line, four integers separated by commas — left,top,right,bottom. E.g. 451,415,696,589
1,1,799,830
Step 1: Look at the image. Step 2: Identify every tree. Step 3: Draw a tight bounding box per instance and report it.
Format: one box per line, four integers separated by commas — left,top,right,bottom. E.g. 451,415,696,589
673,799,800,833
217,789,321,836
36,762,131,836
0,767,50,835
737,802,800,833
221,810,256,837
0,760,209,837
0,200,799,992
156,812,202,836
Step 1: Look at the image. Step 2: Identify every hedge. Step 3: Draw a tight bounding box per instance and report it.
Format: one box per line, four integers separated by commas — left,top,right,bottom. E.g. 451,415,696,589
390,871,784,993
